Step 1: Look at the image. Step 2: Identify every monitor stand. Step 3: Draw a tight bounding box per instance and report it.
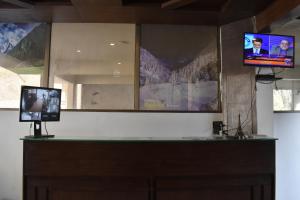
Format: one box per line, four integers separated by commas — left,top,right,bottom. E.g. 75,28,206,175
25,121,55,138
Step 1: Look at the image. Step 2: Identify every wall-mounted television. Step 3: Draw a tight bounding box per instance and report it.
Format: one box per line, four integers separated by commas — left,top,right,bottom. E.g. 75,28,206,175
243,32,295,68
19,86,61,137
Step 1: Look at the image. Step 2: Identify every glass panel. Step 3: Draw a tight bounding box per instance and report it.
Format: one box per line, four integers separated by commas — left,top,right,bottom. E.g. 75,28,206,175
292,80,300,110
139,25,219,111
273,89,293,111
293,89,300,110
0,23,49,108
49,23,136,110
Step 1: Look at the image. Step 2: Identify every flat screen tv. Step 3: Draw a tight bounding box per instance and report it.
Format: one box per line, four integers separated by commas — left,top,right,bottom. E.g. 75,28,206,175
20,86,61,122
243,32,295,68
19,86,61,138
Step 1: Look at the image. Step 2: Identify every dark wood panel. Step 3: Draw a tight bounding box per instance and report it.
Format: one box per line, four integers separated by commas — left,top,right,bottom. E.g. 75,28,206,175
0,1,22,8
156,175,273,200
23,140,276,200
0,5,219,24
51,191,146,200
0,6,81,22
69,2,220,25
0,0,286,25
24,175,274,200
26,177,149,200
157,188,253,200
156,175,273,188
24,141,275,177
256,0,300,31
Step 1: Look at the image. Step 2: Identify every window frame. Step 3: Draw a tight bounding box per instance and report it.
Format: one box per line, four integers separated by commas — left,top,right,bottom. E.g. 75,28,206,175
0,23,222,113
273,79,300,113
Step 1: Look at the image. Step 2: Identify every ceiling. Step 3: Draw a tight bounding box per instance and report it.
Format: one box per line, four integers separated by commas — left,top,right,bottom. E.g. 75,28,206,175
269,4,300,77
273,19,300,67
0,0,279,26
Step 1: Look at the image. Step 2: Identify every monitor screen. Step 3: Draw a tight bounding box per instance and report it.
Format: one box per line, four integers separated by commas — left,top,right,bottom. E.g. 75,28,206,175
243,33,295,68
19,86,61,122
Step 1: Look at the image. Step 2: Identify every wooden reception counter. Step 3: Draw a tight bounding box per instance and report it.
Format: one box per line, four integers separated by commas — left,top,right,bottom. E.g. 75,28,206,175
21,136,276,200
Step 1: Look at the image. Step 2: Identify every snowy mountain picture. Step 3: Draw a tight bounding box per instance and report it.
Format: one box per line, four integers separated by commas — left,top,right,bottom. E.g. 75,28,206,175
139,25,220,111
0,23,39,54
0,23,48,74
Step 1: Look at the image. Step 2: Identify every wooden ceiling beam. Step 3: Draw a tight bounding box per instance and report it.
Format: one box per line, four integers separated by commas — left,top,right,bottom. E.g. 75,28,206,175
0,0,276,25
69,0,219,25
0,6,81,22
220,0,232,13
161,0,198,9
256,0,300,31
0,4,219,25
75,7,219,25
2,0,34,8
71,0,123,6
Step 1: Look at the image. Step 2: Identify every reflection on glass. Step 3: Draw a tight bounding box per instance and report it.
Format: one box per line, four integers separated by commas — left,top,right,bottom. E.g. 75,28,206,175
273,89,292,111
0,23,49,108
139,25,219,111
49,23,136,110
294,90,300,110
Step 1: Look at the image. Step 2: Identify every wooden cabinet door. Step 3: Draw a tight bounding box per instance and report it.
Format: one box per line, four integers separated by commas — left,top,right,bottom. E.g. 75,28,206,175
25,177,149,200
156,176,273,200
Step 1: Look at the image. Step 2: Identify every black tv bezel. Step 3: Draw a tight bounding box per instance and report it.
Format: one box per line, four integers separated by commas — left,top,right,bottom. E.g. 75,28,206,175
19,85,62,122
243,32,295,68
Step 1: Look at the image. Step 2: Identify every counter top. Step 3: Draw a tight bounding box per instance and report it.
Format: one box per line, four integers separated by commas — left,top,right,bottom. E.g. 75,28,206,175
21,135,277,142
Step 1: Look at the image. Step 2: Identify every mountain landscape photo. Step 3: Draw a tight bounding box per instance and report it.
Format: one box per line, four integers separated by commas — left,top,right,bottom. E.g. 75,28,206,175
139,25,219,111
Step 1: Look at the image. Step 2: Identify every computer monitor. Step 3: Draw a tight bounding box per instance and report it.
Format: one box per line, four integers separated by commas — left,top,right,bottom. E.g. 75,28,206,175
243,32,295,68
19,86,61,137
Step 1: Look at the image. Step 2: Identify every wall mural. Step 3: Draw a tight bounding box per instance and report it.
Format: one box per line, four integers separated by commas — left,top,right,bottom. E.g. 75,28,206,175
0,23,48,74
0,23,37,54
139,25,220,111
0,23,49,108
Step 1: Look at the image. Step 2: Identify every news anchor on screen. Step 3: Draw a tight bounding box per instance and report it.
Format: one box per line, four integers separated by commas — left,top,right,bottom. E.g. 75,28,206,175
243,32,294,68
244,37,269,56
271,39,293,57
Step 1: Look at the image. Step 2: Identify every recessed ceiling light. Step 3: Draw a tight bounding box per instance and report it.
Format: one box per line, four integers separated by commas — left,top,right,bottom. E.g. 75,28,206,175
117,62,122,65
109,43,115,46
76,49,81,53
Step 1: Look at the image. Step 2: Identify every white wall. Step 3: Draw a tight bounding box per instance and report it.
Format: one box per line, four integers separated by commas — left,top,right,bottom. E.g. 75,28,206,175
256,81,300,200
256,82,274,136
274,113,300,200
0,110,221,200
0,111,25,200
256,81,294,200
